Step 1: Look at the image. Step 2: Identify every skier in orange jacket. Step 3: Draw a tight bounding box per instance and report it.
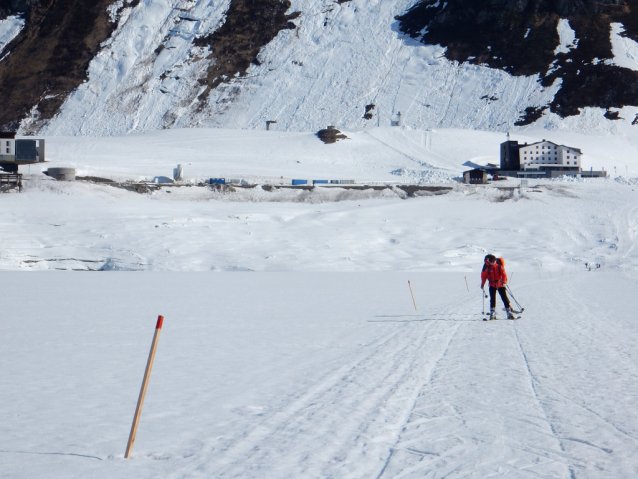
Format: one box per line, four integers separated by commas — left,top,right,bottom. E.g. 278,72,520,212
481,254,516,320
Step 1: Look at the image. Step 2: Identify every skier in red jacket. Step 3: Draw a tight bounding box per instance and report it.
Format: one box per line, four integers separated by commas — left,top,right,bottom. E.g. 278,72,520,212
481,254,516,320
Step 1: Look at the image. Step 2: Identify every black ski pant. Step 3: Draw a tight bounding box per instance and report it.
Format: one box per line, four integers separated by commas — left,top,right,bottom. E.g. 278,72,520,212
489,286,510,310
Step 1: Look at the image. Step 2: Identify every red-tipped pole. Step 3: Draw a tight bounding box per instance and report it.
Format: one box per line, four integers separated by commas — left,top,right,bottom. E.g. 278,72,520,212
125,316,164,458
408,280,418,311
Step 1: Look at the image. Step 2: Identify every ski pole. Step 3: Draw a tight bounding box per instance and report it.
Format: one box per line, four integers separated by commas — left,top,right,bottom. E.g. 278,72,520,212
506,284,524,312
482,287,486,314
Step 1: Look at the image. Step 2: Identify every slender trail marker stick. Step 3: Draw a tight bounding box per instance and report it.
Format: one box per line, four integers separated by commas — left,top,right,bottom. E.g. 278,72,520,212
408,280,418,310
464,276,470,292
125,315,164,459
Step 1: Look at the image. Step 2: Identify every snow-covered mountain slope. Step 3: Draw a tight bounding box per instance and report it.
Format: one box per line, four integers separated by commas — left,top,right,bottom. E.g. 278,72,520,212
4,0,638,136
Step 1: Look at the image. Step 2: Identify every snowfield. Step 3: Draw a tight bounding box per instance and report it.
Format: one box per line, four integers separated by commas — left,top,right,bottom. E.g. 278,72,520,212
3,126,638,272
2,126,638,478
2,272,638,478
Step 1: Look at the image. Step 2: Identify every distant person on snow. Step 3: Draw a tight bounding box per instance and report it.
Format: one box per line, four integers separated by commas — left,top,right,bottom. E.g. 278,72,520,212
481,254,516,320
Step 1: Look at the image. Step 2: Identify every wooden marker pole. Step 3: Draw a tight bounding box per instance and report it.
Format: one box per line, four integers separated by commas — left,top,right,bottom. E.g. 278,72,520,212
408,280,418,311
464,276,470,292
125,315,164,459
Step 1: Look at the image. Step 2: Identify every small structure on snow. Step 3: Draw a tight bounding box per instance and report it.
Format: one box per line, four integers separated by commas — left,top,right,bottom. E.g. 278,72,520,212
173,164,184,182
45,168,76,181
0,132,46,173
463,168,489,184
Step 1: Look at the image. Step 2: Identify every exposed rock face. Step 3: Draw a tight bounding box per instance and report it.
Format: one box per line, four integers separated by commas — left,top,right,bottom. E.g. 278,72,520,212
0,0,39,19
0,0,125,132
0,0,300,131
193,0,300,100
396,0,638,122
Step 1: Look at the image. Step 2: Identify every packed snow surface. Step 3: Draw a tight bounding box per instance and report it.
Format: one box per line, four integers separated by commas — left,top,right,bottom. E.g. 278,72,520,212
2,272,638,478
2,127,638,477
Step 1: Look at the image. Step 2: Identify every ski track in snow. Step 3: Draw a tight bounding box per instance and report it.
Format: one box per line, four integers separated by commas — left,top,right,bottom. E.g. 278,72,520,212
192,320,461,478
367,278,638,478
2,271,638,478
166,279,638,477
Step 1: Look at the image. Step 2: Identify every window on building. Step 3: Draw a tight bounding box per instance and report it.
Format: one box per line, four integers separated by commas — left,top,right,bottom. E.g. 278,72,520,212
6,148,9,154
567,162,570,165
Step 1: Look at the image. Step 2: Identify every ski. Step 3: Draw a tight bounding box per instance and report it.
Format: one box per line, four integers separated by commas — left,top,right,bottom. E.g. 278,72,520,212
483,315,521,321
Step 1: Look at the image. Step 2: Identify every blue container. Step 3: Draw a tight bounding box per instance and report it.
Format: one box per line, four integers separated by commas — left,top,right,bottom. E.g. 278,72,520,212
330,180,339,184
292,179,308,185
209,178,226,184
313,180,328,184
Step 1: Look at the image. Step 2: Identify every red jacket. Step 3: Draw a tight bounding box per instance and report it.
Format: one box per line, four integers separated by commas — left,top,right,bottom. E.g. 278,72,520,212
481,261,507,288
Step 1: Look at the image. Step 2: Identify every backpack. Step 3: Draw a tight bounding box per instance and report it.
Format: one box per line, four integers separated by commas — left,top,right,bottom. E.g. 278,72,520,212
482,256,505,271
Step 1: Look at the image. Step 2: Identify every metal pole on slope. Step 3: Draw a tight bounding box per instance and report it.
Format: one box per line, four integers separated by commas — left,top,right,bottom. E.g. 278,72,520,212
125,315,164,458
408,280,418,311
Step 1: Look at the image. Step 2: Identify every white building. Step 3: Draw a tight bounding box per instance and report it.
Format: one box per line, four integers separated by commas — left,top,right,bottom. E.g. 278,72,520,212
2,138,14,156
0,132,45,173
519,139,581,172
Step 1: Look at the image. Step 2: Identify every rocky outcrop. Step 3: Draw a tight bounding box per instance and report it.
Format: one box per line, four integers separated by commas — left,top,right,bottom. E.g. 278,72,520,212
193,0,300,100
396,0,638,122
0,0,40,20
0,0,300,131
0,0,127,132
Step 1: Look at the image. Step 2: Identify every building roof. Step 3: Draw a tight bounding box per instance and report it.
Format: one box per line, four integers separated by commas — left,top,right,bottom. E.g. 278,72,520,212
517,139,582,153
